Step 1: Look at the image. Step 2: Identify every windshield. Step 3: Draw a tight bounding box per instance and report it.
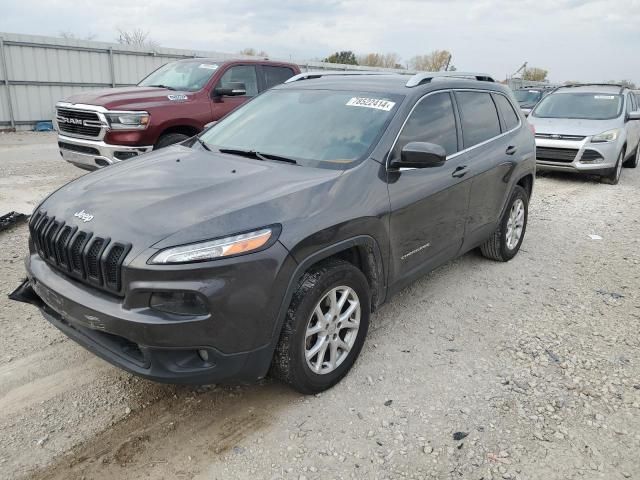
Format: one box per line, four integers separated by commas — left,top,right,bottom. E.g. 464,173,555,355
138,61,219,91
532,92,623,120
514,90,542,105
199,89,402,168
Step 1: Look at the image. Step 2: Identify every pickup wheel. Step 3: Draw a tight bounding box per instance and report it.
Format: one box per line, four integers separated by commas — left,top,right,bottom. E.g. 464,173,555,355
480,185,528,262
271,259,370,394
155,133,190,150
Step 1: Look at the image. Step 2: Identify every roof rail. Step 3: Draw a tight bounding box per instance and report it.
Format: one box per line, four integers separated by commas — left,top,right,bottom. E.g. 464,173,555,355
406,72,495,87
284,71,392,84
560,83,626,94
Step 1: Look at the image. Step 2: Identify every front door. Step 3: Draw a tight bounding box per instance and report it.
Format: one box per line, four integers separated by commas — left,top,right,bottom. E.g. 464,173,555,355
210,64,259,120
387,91,471,290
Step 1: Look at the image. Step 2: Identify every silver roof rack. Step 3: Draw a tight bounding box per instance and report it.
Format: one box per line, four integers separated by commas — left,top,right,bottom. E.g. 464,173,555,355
405,72,495,87
284,71,393,84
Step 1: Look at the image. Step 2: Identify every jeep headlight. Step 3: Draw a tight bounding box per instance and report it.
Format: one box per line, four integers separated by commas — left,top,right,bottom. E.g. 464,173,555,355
105,111,150,130
149,227,276,264
591,129,619,143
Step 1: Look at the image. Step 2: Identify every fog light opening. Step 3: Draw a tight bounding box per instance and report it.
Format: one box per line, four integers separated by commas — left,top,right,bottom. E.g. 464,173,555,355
198,349,209,362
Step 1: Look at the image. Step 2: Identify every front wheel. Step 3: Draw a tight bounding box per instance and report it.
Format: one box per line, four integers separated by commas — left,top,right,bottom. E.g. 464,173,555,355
623,145,639,169
480,185,529,262
154,133,189,150
270,260,370,394
601,150,624,184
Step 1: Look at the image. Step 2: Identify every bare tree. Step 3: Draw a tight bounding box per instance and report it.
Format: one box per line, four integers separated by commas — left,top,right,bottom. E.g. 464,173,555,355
521,67,548,82
239,48,269,57
59,31,96,41
357,52,403,69
116,28,160,50
409,50,452,71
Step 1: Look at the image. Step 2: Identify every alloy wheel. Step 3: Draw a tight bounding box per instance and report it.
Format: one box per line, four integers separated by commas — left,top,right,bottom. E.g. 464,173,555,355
304,286,361,375
505,198,525,250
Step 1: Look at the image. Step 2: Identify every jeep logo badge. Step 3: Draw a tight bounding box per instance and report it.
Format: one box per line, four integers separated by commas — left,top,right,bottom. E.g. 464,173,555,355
74,210,94,223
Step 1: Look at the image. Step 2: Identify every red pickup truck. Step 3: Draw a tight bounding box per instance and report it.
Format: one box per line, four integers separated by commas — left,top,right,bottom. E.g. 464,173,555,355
54,58,301,170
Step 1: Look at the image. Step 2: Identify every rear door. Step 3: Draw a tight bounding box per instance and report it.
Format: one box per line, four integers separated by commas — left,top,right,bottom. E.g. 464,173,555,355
258,65,297,92
625,93,640,153
455,90,519,247
210,64,259,120
387,91,471,288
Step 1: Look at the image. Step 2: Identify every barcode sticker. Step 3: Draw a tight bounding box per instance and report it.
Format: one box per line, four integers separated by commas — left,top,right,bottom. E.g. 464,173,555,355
346,97,396,111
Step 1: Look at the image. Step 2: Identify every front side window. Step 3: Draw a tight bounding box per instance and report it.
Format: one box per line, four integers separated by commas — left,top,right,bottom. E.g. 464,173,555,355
217,66,259,96
263,66,296,90
200,89,402,168
494,94,520,131
391,92,458,160
532,92,623,120
456,91,501,148
138,61,219,91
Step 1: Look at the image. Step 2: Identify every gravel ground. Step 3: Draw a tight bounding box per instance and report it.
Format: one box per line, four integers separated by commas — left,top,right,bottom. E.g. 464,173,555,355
1,132,639,480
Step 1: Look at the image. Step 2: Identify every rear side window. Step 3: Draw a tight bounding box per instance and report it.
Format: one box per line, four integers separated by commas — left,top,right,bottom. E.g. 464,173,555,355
262,66,295,90
392,92,458,159
218,65,259,96
456,92,501,148
494,94,520,131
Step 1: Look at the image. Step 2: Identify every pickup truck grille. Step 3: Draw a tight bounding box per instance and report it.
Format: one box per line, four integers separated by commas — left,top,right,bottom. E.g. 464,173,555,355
29,211,130,295
56,107,103,138
536,147,578,163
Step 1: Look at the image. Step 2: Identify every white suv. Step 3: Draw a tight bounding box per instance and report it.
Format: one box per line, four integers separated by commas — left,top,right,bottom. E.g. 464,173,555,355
528,84,640,184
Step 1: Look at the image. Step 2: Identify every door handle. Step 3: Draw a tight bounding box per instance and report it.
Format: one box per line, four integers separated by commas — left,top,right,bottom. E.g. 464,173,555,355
505,145,518,155
452,166,468,178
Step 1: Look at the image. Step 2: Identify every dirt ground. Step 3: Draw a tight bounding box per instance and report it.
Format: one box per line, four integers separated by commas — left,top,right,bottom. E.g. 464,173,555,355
1,132,639,480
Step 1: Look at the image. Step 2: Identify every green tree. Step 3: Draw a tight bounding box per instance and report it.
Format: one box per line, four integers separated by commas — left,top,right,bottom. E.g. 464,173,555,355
323,51,358,65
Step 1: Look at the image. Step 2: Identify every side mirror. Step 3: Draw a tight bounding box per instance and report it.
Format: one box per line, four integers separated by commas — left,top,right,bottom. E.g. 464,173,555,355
522,109,531,117
627,111,640,121
213,82,247,97
390,142,447,169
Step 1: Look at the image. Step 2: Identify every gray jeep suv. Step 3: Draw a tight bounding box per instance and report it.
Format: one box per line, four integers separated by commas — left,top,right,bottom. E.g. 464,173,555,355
11,71,535,393
528,84,640,184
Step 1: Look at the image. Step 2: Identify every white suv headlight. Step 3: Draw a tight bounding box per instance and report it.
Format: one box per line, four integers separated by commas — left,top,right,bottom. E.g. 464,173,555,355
591,129,619,143
105,111,150,130
150,227,275,264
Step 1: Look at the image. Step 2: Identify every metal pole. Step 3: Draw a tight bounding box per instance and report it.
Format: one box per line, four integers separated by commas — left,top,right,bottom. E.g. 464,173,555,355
0,37,16,129
108,47,116,87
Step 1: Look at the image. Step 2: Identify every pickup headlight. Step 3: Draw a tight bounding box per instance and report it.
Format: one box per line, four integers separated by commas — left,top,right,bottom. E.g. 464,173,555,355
591,129,619,143
149,227,276,264
105,111,150,130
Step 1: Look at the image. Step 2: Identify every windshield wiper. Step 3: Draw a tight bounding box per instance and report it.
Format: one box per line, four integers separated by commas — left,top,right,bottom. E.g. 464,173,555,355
146,84,176,91
195,137,211,152
218,148,297,165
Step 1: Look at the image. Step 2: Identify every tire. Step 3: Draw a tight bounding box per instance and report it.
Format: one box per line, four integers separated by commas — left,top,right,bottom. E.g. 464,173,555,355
270,259,370,394
154,133,190,149
601,149,625,185
623,145,639,168
480,185,528,262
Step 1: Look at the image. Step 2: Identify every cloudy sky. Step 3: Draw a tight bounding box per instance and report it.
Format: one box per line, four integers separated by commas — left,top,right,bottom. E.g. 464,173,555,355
1,0,639,83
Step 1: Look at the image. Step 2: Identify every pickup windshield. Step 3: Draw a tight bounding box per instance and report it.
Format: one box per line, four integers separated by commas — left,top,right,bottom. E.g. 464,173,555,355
199,89,402,168
138,61,220,92
532,92,623,120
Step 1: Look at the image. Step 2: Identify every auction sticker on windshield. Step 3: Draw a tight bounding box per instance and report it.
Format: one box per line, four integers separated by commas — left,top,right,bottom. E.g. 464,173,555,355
594,95,615,99
346,97,396,111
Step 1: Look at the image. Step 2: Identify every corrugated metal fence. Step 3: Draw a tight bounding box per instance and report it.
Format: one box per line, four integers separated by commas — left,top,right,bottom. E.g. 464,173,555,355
0,32,411,130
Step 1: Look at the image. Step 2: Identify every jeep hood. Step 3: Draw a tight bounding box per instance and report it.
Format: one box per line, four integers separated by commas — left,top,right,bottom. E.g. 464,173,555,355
61,86,192,110
39,146,343,260
528,116,619,136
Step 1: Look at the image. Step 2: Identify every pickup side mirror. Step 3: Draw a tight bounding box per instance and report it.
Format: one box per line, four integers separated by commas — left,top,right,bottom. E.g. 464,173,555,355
390,142,447,169
213,82,247,97
626,111,640,121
